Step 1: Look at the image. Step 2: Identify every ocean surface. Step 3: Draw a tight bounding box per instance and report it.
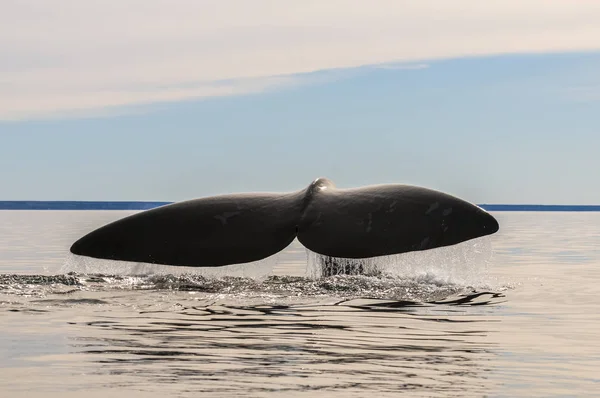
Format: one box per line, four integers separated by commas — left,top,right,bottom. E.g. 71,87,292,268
0,210,599,397
2,201,600,212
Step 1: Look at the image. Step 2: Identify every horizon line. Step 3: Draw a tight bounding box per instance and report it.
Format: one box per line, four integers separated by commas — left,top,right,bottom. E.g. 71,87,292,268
1,201,599,212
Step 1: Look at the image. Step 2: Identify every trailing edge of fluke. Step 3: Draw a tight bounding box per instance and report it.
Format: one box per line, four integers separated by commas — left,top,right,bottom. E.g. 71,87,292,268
70,178,499,267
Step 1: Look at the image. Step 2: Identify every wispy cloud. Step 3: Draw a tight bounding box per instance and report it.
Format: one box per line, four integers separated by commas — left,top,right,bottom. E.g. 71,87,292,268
1,75,304,121
2,0,600,120
374,63,430,71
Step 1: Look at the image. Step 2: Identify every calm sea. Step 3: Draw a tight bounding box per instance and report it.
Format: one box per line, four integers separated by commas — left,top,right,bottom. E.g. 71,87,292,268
1,210,599,397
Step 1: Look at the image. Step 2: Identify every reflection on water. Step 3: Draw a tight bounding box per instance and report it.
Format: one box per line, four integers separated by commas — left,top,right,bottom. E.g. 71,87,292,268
1,287,505,397
1,211,600,397
77,296,503,395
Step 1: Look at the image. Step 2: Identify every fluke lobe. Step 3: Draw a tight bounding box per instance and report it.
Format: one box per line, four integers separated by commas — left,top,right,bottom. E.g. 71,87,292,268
70,178,499,268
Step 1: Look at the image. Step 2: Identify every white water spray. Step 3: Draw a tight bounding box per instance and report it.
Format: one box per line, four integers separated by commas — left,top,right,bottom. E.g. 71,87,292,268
306,236,495,287
60,252,279,281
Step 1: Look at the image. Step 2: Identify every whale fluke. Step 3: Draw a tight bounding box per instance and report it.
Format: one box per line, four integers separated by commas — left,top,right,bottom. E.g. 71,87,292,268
297,178,498,259
69,192,303,267
70,178,499,269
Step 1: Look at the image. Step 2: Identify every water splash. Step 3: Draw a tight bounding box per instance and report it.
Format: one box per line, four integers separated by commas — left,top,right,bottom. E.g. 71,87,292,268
0,236,499,302
59,235,494,288
306,236,494,288
60,251,279,280
1,272,477,303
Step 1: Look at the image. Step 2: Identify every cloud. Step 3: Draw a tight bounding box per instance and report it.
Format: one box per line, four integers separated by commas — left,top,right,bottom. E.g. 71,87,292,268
374,63,430,71
2,0,600,120
0,75,304,121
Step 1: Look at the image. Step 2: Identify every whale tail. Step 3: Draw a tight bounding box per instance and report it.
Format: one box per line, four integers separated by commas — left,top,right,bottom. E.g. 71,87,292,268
70,178,499,269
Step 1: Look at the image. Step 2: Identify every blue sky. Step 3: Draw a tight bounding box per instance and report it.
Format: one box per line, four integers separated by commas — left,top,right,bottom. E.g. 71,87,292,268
1,2,599,204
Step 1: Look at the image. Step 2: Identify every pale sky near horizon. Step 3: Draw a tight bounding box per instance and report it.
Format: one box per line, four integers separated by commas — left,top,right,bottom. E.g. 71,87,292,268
1,1,599,204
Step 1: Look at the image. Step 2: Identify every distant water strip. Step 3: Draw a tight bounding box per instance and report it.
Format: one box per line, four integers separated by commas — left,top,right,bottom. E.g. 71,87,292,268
1,201,599,211
480,204,600,212
0,201,171,210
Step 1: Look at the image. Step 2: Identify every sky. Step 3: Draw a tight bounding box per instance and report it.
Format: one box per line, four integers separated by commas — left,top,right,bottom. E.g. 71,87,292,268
1,1,599,204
